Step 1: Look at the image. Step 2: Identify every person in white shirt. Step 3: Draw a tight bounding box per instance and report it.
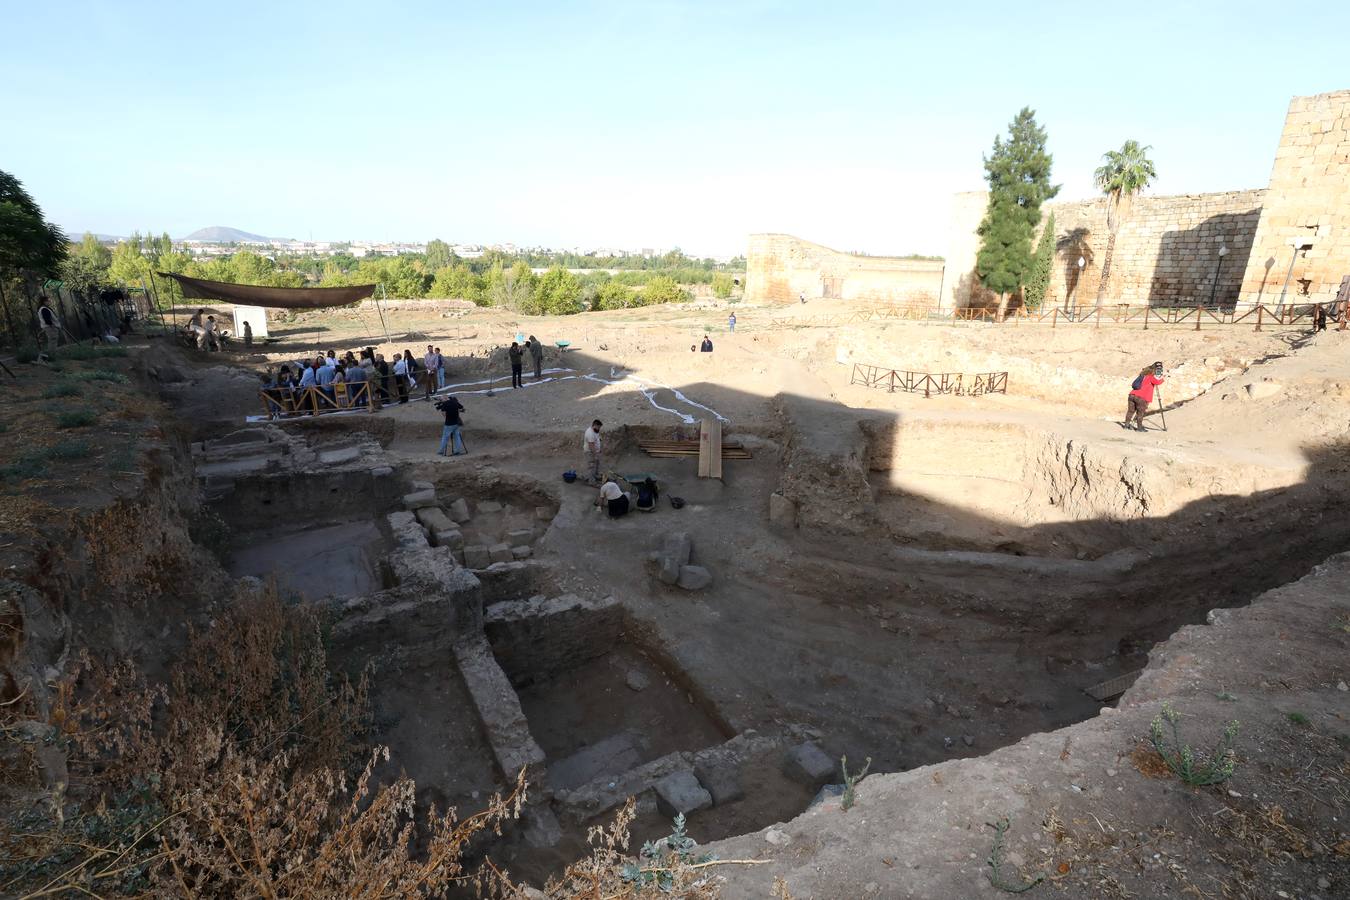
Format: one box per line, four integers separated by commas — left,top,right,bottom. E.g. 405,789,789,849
392,354,409,404
594,479,629,518
582,419,603,485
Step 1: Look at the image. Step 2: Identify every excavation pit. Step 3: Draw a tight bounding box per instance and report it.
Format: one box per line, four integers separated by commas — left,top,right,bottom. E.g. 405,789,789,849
228,518,396,599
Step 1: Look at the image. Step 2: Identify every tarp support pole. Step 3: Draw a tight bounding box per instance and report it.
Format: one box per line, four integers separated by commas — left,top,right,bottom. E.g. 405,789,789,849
374,283,392,346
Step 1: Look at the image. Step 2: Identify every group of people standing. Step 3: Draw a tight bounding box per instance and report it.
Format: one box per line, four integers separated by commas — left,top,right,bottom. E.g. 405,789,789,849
507,335,546,388
262,344,450,414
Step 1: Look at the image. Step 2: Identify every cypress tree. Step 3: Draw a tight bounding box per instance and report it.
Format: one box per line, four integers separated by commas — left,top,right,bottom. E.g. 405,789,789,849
975,108,1059,320
1024,211,1055,310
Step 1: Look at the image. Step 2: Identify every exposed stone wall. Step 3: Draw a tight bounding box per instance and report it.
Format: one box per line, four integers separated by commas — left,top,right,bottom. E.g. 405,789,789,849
942,190,1264,310
1238,90,1350,306
1045,191,1265,308
746,234,944,305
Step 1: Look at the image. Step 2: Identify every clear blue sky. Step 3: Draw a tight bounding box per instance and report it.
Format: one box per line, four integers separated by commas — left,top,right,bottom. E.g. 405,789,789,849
3,1,1346,258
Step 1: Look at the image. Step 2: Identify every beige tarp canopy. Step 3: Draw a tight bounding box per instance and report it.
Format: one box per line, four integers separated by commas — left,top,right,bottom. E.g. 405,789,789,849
156,273,377,309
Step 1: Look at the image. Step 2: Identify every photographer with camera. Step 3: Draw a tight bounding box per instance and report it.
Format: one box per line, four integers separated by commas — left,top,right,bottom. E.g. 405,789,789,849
1123,361,1165,433
435,394,467,456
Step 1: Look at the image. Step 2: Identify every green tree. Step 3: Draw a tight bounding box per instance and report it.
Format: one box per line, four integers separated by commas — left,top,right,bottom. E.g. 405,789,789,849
711,272,734,299
108,239,150,287
1093,139,1156,305
1024,211,1055,310
490,261,535,310
640,275,689,306
593,281,636,311
60,233,113,296
430,264,484,304
975,107,1060,321
533,266,583,315
425,238,453,272
0,170,68,342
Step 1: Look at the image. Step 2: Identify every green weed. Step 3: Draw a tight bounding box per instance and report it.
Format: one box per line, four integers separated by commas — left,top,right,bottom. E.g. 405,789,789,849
840,755,872,811
985,817,1044,893
1286,712,1309,727
56,410,97,429
72,369,128,384
47,441,91,460
0,456,48,483
55,344,127,361
1149,702,1239,786
42,383,80,399
14,345,39,364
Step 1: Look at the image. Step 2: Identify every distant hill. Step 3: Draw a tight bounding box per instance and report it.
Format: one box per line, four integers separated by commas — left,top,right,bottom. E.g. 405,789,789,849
182,226,278,243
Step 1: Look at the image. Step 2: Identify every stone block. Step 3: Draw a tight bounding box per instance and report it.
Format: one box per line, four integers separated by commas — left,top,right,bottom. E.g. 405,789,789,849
653,770,712,819
768,492,797,529
676,565,713,591
369,465,394,478
317,445,362,465
435,529,464,550
488,543,514,564
477,500,504,514
415,506,454,533
658,555,681,585
403,489,437,509
511,545,532,559
448,498,471,523
783,742,836,789
506,528,534,545
663,532,692,567
464,545,491,569
625,669,650,692
411,480,434,493
535,506,554,521
694,760,744,806
809,783,845,809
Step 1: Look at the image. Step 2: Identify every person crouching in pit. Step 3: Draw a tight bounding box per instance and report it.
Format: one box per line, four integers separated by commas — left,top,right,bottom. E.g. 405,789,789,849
595,478,629,518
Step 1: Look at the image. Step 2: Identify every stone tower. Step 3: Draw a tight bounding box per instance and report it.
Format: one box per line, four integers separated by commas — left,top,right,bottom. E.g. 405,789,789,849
1237,90,1350,307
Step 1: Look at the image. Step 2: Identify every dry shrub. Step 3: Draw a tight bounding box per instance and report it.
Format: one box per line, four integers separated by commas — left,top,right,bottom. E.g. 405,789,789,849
2,584,534,898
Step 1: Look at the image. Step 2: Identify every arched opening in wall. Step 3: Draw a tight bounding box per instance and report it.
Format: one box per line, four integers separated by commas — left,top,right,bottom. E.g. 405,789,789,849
822,276,843,299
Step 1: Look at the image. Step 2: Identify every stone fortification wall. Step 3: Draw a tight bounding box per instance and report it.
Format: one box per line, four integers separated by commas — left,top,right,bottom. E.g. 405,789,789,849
944,189,1264,309
1045,191,1265,308
1238,90,1350,306
746,234,944,305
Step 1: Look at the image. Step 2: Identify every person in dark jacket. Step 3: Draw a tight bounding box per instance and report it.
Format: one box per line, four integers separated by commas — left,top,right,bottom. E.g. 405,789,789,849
527,335,544,379
508,342,524,388
699,335,713,352
436,395,467,455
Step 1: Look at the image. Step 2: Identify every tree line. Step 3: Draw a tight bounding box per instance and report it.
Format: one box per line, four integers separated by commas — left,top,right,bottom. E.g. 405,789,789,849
61,232,744,313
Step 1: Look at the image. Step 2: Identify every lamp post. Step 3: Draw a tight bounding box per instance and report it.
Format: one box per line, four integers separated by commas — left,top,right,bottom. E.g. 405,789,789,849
1208,244,1229,306
1277,238,1312,316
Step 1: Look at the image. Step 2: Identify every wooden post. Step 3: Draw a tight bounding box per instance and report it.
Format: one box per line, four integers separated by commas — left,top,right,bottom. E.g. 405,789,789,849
260,392,273,420
1051,307,1057,329
1255,304,1263,332
310,387,320,417
1195,304,1203,331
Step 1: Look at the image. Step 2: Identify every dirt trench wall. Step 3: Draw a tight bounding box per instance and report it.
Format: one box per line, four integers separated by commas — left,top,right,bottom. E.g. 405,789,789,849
5,436,210,719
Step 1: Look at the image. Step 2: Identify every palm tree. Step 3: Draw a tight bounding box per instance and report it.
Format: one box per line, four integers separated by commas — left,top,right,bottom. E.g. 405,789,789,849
1093,140,1156,306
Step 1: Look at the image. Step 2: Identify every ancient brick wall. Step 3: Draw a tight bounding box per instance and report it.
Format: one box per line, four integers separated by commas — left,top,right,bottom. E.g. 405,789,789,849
1238,90,1350,307
746,234,944,305
942,190,1264,310
1045,191,1265,308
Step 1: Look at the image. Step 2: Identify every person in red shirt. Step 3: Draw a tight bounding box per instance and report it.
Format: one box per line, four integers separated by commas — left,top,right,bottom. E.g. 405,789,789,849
1124,361,1164,432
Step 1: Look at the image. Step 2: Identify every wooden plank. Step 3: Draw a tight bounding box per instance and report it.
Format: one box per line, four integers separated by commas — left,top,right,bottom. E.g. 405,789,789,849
1083,669,1144,702
697,419,711,478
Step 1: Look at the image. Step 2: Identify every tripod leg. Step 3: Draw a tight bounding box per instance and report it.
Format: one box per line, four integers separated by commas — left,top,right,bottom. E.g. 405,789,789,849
1156,392,1167,431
